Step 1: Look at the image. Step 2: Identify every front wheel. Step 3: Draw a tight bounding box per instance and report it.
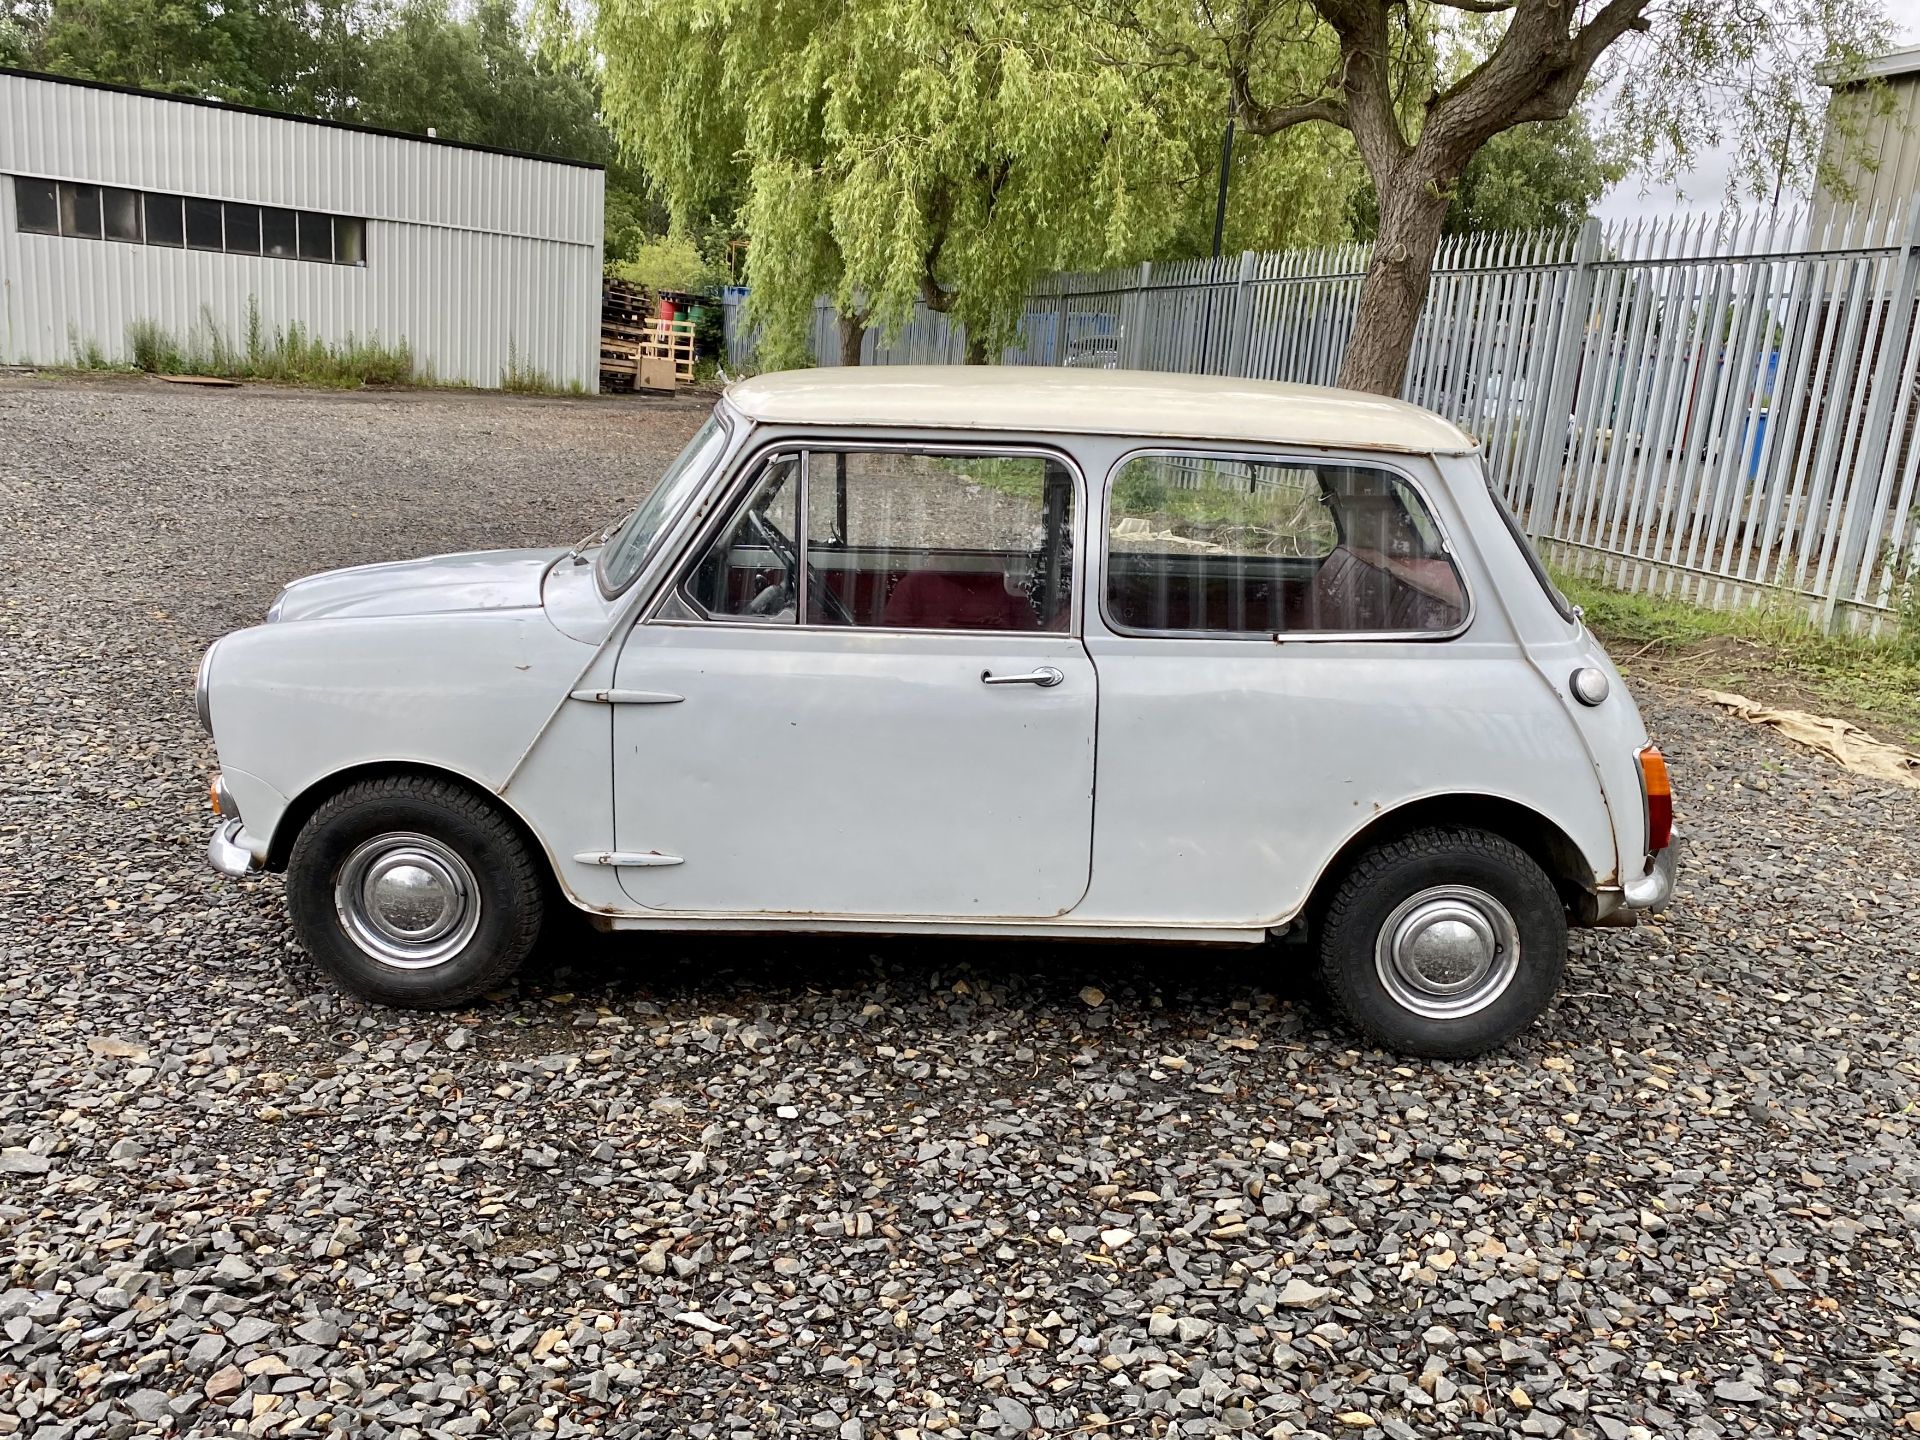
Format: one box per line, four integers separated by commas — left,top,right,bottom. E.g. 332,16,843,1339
284,775,546,1007
1316,826,1566,1058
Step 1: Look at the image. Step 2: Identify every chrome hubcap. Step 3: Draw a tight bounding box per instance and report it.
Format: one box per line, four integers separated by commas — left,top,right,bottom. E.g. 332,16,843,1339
1375,885,1520,1020
334,832,480,969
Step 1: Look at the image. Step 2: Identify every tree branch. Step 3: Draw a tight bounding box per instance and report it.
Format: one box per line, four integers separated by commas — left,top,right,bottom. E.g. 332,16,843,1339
919,228,952,313
1427,0,1516,11
1420,0,1651,170
1232,73,1347,135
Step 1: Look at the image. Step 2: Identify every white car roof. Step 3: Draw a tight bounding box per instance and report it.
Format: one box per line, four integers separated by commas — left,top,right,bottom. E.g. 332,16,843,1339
723,366,1478,457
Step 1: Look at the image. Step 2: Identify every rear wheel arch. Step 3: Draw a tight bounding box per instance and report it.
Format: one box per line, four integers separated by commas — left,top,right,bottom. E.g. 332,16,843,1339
1301,793,1597,927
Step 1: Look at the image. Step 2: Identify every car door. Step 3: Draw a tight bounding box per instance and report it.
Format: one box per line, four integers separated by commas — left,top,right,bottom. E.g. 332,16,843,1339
608,441,1096,919
1078,446,1479,928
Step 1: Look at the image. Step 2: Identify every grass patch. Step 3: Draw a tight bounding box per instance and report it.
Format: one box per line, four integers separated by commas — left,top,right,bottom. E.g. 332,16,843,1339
501,339,589,396
124,302,415,389
110,303,576,393
1558,569,1920,746
66,324,115,372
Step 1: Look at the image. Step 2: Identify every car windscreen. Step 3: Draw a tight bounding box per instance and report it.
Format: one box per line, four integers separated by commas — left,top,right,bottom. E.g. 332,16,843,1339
1484,469,1577,623
598,413,731,594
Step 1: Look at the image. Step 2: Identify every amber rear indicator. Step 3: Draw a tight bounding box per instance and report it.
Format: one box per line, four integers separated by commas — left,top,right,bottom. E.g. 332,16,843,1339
209,777,223,815
1638,746,1672,853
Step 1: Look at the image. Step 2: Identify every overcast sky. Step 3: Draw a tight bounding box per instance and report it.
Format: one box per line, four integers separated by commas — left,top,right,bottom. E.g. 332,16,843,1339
1594,0,1920,219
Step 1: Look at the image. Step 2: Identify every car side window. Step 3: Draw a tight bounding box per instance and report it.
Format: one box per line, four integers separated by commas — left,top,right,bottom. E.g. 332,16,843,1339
803,450,1076,631
1105,453,1465,635
682,456,802,623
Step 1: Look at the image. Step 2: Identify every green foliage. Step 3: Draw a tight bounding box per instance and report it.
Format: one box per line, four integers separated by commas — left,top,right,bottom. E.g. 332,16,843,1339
124,302,416,388
127,317,183,373
602,167,671,267
607,235,709,292
1448,119,1625,236
582,0,1356,369
500,337,586,393
66,324,111,370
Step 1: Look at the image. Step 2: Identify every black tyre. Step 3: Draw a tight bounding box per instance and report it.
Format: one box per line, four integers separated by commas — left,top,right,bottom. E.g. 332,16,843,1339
1315,826,1565,1058
284,774,546,1007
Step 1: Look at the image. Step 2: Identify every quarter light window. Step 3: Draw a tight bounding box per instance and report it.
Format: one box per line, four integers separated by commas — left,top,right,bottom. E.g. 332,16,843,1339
10,177,366,266
1106,453,1465,635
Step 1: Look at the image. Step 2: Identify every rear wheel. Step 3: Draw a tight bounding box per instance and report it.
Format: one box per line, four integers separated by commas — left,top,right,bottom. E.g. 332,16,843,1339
1315,826,1565,1058
285,775,545,1007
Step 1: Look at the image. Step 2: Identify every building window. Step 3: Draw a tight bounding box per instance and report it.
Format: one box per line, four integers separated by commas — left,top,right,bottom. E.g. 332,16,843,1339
184,197,223,251
144,193,183,247
15,177,57,233
61,183,103,239
224,202,261,255
261,207,296,258
296,212,333,262
102,188,141,243
336,217,365,265
11,176,366,266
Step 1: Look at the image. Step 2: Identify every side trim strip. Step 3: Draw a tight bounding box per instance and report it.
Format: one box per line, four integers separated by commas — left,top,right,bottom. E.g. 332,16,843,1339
568,688,685,705
574,851,686,867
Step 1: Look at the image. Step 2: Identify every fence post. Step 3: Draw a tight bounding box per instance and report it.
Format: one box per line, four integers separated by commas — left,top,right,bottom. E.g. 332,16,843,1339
1826,195,1920,630
1122,262,1151,369
1056,281,1072,365
1227,250,1259,376
1523,216,1602,542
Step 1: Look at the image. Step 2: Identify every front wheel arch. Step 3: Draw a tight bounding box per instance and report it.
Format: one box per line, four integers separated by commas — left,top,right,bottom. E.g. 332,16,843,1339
267,762,555,887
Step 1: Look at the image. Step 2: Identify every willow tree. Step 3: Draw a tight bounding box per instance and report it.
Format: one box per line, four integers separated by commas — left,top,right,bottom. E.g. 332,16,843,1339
1155,0,1890,393
583,0,1351,367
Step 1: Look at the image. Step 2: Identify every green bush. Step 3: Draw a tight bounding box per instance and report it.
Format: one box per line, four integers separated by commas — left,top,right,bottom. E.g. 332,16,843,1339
608,235,711,292
127,318,184,374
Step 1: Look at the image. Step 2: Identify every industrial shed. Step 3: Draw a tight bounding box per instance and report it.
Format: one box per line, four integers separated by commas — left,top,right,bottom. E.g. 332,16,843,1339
0,68,603,389
1811,45,1920,231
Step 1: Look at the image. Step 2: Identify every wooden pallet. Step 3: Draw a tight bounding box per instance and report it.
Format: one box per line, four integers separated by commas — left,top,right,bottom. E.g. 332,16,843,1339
641,317,696,385
598,279,656,391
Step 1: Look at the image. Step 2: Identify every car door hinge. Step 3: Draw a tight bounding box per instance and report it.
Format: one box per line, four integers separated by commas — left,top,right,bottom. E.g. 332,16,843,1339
568,688,685,705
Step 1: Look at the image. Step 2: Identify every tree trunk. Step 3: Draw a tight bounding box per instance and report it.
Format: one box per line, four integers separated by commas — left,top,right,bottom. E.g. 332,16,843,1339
837,311,868,366
964,330,990,365
1336,180,1451,396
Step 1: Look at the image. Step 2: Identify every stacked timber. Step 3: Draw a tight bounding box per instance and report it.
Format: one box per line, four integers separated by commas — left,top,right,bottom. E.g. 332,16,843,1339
599,279,654,392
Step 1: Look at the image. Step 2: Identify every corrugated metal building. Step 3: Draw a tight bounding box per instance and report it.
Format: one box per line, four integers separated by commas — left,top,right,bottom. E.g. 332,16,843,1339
0,68,603,389
1811,45,1920,232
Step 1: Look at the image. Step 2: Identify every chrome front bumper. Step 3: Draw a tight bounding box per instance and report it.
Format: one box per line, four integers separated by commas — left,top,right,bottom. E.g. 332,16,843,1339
1621,830,1679,914
208,819,264,877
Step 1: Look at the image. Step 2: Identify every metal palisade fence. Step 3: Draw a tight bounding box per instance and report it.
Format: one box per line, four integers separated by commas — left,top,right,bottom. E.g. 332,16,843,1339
722,200,1920,633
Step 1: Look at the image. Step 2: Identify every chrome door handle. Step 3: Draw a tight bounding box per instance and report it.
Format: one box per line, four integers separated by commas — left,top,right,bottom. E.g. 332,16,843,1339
981,666,1064,687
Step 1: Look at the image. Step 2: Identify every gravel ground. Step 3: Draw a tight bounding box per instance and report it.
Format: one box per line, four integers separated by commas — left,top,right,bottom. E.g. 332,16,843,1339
2,373,1919,1440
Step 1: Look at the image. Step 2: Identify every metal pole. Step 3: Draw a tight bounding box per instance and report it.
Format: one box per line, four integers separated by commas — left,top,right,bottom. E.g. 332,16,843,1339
1196,117,1236,371
1212,117,1236,260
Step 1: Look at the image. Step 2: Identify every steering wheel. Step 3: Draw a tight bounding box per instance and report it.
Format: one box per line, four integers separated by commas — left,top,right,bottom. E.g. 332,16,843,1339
746,507,854,626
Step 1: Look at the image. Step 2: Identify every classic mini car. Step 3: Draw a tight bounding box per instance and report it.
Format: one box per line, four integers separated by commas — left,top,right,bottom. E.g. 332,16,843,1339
199,367,1676,1057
